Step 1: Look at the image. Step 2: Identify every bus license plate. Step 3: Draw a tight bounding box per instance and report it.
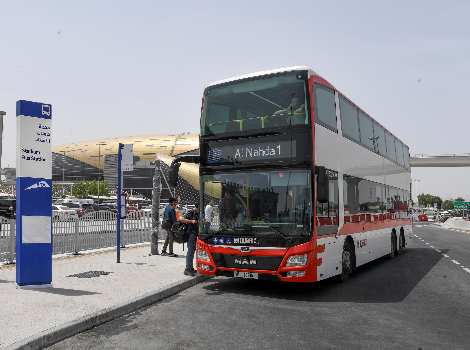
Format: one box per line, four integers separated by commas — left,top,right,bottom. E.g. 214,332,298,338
234,271,258,279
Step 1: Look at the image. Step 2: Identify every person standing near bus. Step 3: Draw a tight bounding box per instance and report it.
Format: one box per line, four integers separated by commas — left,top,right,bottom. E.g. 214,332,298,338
204,201,213,232
184,203,199,276
161,197,178,257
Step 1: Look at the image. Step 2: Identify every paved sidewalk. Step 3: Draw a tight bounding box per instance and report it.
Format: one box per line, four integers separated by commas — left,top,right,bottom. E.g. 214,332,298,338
442,217,470,233
0,243,199,349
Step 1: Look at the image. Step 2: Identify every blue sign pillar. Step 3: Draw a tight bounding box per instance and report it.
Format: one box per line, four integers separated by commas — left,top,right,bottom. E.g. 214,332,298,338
16,100,52,286
116,143,123,263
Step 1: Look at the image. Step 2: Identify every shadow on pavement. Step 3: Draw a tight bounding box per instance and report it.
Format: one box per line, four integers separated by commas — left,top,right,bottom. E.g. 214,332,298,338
30,287,101,296
203,248,442,303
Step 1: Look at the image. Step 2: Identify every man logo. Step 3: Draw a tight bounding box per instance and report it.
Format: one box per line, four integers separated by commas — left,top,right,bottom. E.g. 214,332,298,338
234,257,256,265
25,181,50,190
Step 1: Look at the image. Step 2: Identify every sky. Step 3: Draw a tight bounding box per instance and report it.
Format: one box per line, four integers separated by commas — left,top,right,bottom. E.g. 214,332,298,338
0,0,469,200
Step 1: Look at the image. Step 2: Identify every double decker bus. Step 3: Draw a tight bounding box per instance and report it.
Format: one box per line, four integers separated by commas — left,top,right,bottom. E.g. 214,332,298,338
195,66,412,282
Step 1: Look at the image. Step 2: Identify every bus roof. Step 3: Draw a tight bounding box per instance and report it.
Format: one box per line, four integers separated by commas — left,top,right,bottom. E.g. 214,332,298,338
206,66,315,88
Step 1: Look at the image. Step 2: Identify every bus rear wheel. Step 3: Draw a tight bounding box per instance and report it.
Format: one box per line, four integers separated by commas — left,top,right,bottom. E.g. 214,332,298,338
339,240,355,282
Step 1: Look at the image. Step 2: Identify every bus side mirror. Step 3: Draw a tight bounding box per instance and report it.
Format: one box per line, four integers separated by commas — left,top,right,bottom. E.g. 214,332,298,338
168,163,181,188
316,166,329,203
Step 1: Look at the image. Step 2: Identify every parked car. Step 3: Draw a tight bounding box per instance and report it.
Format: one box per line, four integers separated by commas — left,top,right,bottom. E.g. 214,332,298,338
52,205,78,220
424,209,437,222
418,213,428,222
436,211,451,223
0,198,16,219
141,206,152,216
93,204,113,211
62,202,85,217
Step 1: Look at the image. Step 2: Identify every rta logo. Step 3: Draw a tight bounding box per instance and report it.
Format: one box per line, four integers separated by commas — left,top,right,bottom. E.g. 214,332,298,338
357,239,367,248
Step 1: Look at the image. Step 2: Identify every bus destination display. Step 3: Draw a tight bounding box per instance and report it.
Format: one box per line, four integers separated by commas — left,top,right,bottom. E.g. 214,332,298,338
206,139,296,165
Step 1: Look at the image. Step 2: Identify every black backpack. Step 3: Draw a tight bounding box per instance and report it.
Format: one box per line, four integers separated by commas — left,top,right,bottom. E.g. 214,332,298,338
161,218,172,231
161,206,173,230
171,222,189,244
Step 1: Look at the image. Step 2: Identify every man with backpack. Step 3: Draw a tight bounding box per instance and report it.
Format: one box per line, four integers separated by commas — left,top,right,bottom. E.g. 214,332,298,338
161,198,179,257
184,203,199,276
162,198,197,258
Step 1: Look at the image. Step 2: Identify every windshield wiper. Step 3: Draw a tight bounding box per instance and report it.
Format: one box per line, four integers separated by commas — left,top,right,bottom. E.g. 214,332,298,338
254,225,291,241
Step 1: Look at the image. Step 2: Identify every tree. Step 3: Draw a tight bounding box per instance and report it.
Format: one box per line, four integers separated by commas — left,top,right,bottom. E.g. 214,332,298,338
417,193,442,208
455,197,466,202
442,200,454,210
72,181,110,198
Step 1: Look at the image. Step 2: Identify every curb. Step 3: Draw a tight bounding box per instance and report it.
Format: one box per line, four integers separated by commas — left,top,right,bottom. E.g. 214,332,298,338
5,275,210,350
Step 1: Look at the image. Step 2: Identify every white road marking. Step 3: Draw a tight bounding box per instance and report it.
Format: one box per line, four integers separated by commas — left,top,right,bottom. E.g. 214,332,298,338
414,235,470,277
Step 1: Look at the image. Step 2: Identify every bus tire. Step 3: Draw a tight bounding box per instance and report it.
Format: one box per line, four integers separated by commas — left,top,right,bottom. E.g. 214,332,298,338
398,227,406,253
389,230,398,258
339,239,355,282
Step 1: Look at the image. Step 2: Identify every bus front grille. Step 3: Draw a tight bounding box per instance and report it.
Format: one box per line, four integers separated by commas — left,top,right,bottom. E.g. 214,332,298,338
212,253,282,271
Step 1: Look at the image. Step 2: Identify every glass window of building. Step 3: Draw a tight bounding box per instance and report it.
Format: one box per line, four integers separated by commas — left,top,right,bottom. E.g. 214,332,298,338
359,111,375,151
403,145,410,168
339,95,360,142
385,131,396,162
374,122,387,156
314,85,337,132
396,140,404,166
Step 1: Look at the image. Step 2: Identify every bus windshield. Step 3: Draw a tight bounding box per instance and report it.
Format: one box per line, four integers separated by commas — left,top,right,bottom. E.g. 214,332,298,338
200,169,312,237
202,71,308,136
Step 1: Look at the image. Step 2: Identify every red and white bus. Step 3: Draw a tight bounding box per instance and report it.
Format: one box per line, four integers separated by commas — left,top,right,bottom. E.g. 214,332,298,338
195,66,412,282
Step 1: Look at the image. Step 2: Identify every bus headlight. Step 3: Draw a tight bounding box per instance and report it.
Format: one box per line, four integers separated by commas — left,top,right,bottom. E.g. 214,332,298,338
286,254,308,267
196,249,210,262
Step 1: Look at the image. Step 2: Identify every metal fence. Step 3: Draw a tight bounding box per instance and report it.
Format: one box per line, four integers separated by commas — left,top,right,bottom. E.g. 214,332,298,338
0,210,155,264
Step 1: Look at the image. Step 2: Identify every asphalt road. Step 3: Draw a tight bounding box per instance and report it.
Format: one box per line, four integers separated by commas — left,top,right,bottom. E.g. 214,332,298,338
49,224,470,350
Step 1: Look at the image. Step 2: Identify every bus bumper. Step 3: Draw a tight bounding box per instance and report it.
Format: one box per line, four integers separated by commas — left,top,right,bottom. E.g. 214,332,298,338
195,239,319,283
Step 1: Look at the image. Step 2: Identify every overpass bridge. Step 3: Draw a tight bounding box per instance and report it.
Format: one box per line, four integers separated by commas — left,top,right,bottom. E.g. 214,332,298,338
410,154,470,167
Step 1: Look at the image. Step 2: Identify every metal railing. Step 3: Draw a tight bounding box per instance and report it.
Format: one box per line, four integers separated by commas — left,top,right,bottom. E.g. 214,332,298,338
0,210,156,264
0,217,15,264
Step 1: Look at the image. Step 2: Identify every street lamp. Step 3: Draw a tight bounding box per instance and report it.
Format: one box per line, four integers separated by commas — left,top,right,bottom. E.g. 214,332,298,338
60,150,67,197
412,179,421,207
96,142,107,202
0,111,5,182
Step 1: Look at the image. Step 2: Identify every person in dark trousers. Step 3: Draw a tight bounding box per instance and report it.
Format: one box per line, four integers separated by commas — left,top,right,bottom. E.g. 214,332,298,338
161,198,178,257
184,204,199,276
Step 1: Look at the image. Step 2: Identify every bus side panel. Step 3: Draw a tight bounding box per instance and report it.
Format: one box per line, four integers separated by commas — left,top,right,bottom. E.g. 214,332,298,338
353,227,391,266
345,220,413,268
317,235,344,280
317,221,412,282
